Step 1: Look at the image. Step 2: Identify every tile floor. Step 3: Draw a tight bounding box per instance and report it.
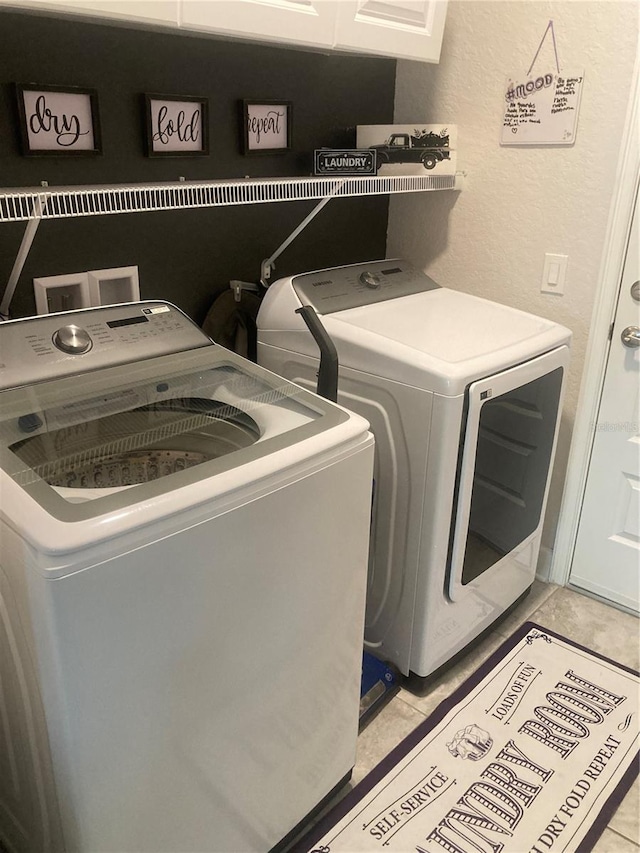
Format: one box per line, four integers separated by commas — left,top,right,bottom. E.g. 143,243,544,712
342,582,639,851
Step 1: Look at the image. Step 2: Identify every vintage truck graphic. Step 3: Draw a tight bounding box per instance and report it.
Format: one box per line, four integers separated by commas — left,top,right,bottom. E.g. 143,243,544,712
371,129,450,171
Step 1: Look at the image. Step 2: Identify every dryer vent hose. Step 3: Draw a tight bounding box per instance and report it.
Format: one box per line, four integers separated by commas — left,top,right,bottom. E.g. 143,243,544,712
295,305,339,403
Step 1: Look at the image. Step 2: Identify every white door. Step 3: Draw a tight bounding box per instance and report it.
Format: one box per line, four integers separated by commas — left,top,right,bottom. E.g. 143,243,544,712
334,0,447,62
569,184,640,614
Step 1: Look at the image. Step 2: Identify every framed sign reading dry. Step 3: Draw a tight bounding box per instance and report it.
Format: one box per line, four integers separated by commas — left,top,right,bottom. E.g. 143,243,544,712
15,83,102,156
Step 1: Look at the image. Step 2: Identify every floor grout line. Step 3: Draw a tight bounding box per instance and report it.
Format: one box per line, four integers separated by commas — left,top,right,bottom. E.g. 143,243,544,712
536,580,561,608
394,693,429,719
493,581,561,640
602,825,640,848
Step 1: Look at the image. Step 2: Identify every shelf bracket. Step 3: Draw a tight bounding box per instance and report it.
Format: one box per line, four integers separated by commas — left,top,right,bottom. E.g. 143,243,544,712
1,193,48,320
260,179,345,287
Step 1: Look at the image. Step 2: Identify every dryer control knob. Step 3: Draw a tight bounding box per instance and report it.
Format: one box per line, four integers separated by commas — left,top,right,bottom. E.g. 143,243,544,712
359,271,381,289
53,324,93,354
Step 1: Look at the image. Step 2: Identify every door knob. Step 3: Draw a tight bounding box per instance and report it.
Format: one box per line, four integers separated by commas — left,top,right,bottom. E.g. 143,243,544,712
621,325,640,348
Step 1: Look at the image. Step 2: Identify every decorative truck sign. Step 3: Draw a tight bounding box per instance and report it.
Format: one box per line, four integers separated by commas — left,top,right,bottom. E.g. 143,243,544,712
356,124,457,176
370,130,450,171
314,148,377,176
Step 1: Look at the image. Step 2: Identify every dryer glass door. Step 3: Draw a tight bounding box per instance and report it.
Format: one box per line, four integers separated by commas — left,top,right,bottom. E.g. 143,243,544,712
448,346,568,601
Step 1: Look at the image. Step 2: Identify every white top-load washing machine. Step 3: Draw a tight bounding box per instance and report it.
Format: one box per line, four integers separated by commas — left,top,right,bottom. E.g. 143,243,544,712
257,259,571,688
0,301,374,853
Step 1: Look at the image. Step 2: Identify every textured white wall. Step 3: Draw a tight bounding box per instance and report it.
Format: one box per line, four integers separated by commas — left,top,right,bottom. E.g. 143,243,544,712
389,0,639,551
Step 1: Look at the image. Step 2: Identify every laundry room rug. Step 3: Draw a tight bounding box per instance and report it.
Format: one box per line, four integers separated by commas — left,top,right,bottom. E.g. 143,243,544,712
293,622,639,853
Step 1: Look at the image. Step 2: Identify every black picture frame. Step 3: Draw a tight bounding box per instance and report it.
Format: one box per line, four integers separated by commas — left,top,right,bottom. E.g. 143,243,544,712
143,93,209,157
15,83,102,157
241,100,292,155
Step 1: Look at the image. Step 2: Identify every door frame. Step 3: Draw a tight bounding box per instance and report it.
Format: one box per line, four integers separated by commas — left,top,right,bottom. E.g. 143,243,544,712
550,62,640,587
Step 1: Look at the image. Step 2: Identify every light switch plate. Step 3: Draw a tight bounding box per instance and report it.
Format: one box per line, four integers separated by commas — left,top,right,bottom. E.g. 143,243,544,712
541,253,568,295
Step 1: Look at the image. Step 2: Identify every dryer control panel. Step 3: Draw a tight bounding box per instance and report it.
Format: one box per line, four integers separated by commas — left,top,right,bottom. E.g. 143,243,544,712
0,301,211,390
291,259,440,314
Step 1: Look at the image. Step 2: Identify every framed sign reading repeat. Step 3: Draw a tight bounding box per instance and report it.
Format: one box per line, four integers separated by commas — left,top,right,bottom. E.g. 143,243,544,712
15,83,102,156
241,100,292,155
144,93,209,157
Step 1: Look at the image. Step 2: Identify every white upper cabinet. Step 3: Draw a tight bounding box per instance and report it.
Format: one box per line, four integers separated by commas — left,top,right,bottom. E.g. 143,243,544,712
0,0,179,26
334,0,447,63
179,0,447,62
180,0,337,50
1,0,447,62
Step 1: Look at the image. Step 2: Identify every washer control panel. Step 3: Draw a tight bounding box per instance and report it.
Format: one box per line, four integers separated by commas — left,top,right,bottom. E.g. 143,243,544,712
291,259,440,314
0,302,211,390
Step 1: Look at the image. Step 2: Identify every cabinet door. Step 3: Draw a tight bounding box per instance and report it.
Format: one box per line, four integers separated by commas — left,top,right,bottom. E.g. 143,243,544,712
334,0,447,63
180,0,337,50
0,0,178,26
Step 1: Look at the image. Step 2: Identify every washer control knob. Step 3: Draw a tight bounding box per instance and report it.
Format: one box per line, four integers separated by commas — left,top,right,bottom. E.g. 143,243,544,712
52,324,92,354
359,271,381,289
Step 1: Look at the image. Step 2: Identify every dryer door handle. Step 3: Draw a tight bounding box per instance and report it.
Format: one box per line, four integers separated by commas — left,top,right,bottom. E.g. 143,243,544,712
295,305,339,403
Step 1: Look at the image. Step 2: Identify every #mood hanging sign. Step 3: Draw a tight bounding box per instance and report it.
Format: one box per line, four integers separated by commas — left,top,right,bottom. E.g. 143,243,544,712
501,70,584,146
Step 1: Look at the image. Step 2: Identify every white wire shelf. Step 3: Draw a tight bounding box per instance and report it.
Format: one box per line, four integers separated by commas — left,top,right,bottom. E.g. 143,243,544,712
0,173,459,223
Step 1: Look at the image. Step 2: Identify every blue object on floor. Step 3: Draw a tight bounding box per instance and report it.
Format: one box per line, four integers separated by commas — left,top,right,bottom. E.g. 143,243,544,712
359,651,400,729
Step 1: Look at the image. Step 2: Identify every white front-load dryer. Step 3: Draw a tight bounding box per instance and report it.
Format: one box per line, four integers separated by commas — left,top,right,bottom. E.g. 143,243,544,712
257,259,571,689
0,301,374,852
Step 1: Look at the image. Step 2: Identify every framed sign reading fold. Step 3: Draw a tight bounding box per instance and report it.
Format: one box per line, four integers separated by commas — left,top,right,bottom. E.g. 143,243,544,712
144,93,209,157
15,83,102,156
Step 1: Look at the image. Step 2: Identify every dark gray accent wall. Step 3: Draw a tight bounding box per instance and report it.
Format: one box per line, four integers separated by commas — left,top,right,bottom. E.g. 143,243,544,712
0,9,395,324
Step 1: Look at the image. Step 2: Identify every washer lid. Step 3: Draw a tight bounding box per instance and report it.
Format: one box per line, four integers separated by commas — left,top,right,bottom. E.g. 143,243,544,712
11,397,262,490
0,345,353,526
324,288,572,394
